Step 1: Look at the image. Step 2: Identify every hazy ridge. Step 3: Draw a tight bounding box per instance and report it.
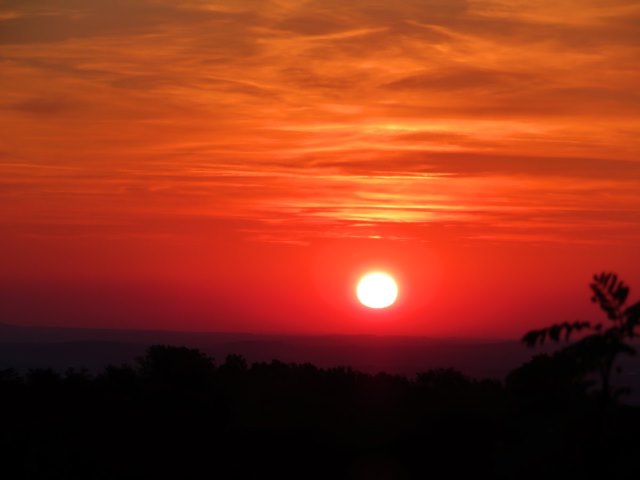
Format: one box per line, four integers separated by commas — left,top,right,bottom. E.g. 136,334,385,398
0,322,576,379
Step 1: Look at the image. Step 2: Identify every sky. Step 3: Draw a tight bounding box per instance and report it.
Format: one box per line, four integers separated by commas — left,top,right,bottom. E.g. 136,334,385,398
1,0,639,338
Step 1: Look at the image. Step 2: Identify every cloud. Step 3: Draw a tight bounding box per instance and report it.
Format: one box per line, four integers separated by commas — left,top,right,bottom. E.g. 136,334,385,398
0,0,638,245
0,0,233,44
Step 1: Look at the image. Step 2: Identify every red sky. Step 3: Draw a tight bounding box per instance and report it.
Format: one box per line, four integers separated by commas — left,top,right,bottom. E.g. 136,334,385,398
1,0,639,337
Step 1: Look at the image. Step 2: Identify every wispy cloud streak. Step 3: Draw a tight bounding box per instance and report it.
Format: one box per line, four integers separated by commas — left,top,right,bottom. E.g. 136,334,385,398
0,0,638,244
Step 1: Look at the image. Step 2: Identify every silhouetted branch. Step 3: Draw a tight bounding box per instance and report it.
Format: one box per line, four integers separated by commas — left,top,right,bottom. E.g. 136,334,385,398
590,272,630,321
522,272,638,420
521,321,591,347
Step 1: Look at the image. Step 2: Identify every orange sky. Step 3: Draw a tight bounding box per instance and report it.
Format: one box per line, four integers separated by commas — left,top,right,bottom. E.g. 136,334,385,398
1,0,639,337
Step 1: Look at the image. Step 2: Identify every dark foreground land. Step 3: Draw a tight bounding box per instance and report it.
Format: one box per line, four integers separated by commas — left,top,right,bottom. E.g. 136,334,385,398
1,344,639,480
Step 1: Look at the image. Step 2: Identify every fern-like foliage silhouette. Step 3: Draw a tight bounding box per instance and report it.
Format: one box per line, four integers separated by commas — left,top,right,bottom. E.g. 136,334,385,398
522,272,640,407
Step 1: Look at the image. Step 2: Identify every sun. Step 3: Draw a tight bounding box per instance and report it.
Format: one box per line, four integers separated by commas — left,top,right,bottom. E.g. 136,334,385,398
356,272,398,309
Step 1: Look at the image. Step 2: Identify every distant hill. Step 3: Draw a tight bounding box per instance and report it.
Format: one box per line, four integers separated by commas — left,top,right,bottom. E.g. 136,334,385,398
0,323,556,376
1,323,639,403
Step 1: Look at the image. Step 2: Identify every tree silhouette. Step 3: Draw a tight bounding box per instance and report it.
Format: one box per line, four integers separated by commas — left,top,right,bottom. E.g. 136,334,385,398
137,344,216,389
522,272,640,407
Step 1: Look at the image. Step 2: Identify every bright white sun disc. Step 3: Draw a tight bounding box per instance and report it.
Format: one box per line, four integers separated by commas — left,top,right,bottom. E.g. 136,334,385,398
356,272,398,309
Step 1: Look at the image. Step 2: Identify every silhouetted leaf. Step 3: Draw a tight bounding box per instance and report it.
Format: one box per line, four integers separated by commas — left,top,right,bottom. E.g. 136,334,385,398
590,271,630,321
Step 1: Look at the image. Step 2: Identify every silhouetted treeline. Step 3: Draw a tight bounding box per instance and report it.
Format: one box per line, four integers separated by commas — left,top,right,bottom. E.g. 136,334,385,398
1,344,639,479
